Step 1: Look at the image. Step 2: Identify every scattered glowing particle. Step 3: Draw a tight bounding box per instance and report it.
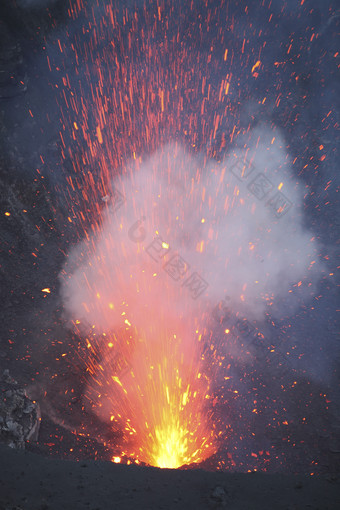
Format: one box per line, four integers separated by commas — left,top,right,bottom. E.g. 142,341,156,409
162,242,169,249
96,125,103,144
5,212,10,217
201,218,205,223
196,240,204,252
41,288,51,293
113,457,121,464
251,60,261,74
108,343,113,348
112,375,123,387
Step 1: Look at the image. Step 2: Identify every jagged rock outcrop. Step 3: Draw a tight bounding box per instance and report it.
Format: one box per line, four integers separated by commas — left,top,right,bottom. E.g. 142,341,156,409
0,369,40,448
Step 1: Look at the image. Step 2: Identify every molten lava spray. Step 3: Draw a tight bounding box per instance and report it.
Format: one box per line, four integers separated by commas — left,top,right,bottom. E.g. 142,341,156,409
60,134,324,468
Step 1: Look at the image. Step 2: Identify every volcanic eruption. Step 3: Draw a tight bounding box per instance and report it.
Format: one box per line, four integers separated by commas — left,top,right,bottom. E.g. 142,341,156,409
60,134,324,468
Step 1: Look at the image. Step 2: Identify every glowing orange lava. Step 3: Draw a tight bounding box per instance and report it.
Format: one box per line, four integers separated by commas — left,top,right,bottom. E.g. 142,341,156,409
56,0,232,469
61,146,222,468
83,307,217,468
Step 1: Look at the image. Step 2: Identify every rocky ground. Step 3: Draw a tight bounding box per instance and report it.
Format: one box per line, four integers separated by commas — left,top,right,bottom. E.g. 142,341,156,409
1,443,340,510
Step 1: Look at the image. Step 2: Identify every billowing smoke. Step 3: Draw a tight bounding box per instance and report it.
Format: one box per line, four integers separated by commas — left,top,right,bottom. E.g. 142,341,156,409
60,126,324,335
58,124,327,466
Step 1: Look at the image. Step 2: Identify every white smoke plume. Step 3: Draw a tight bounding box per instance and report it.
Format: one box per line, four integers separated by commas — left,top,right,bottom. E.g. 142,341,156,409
60,125,324,336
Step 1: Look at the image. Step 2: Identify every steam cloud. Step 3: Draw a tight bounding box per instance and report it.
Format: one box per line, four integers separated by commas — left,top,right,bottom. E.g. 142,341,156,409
59,124,327,464
60,125,324,337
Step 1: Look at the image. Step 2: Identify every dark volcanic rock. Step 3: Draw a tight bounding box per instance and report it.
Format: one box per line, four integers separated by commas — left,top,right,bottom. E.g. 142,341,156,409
0,369,40,449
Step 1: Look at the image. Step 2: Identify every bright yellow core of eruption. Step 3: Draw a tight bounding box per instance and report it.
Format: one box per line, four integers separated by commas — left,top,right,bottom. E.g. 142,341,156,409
92,329,216,469
151,424,192,469
141,392,213,469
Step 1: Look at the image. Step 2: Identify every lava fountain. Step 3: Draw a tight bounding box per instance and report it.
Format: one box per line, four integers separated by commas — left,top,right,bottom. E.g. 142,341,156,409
61,145,223,468
60,133,324,468
50,0,327,471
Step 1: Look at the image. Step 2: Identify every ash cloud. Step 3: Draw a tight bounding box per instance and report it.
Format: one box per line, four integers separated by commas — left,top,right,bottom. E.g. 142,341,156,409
60,125,325,337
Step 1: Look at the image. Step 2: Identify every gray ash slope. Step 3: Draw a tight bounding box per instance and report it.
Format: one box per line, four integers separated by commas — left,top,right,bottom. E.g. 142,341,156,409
1,444,340,510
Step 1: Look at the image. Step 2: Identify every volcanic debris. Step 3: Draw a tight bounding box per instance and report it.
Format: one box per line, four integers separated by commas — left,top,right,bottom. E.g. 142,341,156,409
0,369,40,449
